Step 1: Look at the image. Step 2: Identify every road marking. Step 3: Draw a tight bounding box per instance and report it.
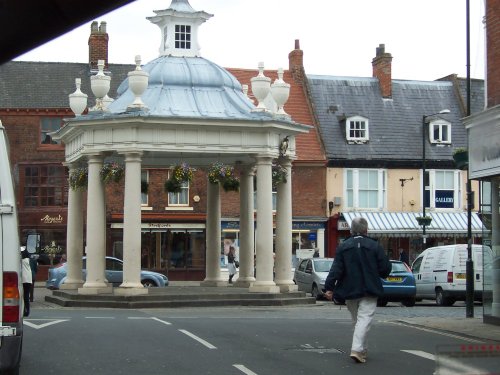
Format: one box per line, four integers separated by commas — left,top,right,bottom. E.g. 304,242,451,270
402,350,435,361
128,317,172,325
179,329,217,349
233,364,258,375
24,319,68,330
402,350,490,374
85,317,115,319
386,321,483,343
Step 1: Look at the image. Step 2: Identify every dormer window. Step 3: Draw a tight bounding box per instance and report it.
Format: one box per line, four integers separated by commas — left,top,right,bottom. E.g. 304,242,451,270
175,25,191,49
346,116,369,144
429,119,451,144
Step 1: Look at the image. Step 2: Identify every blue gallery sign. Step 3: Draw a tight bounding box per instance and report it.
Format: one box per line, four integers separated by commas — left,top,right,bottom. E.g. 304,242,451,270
435,190,454,209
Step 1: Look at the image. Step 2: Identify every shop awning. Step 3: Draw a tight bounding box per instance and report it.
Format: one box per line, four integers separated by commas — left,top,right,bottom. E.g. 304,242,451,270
341,211,485,237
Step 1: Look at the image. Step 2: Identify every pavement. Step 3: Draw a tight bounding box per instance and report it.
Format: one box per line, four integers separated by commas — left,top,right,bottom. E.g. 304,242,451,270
30,282,500,343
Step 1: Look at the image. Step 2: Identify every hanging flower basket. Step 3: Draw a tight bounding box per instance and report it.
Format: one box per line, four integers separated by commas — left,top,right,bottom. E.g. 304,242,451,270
222,177,240,192
416,216,432,227
69,167,88,190
165,163,195,193
42,240,62,265
272,164,288,188
100,162,125,184
453,148,468,170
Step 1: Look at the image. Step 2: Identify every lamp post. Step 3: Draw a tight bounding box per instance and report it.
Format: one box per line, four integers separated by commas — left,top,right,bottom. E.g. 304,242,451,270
422,109,450,249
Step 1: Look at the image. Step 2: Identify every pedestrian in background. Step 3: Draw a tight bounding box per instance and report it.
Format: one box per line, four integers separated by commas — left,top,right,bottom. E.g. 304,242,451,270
29,253,38,302
324,217,391,364
20,246,33,317
398,248,409,265
227,246,237,284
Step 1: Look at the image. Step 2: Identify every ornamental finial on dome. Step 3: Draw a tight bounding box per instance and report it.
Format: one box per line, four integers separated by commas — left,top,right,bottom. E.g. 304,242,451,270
147,0,213,58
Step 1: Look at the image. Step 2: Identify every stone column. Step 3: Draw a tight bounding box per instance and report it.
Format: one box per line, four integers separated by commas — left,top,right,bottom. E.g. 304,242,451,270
233,165,256,288
116,152,147,295
274,158,297,292
201,179,225,286
79,154,111,294
60,163,84,290
250,156,280,293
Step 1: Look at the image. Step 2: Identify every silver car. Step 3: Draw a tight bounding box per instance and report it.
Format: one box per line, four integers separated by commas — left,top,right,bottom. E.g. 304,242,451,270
294,258,334,298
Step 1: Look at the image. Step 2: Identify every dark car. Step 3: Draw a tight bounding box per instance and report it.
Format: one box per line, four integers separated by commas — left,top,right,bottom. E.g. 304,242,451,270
46,256,169,289
378,260,416,307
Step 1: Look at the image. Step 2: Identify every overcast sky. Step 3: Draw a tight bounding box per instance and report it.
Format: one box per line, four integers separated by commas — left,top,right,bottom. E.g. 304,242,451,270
16,0,486,81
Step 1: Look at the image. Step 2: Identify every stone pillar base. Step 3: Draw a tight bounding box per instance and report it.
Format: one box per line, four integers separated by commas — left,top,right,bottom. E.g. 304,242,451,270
114,287,148,296
249,284,281,294
233,278,255,288
78,286,113,295
200,279,226,287
276,283,298,293
60,282,84,290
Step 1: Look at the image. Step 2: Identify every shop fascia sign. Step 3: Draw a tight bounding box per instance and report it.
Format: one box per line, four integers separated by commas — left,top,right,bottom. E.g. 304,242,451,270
40,214,64,224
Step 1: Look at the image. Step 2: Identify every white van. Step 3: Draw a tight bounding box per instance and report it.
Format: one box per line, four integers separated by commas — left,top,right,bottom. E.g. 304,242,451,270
0,121,23,373
411,244,491,306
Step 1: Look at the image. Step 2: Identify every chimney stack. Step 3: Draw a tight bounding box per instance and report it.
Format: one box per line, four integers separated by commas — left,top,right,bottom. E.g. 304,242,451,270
372,44,393,98
89,21,109,70
288,39,304,83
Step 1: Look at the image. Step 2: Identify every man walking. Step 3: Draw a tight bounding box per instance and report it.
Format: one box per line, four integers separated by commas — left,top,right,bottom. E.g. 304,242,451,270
324,217,391,363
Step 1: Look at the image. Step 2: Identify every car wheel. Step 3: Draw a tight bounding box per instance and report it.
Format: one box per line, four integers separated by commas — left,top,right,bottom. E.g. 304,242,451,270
435,289,454,306
377,299,388,307
402,298,416,307
141,279,157,288
311,284,319,298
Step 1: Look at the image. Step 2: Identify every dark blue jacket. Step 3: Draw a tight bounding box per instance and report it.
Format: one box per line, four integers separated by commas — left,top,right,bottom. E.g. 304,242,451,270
325,235,391,300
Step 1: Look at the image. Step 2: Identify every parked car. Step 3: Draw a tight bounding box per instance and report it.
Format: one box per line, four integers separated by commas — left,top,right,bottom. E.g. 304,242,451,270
46,256,169,290
378,260,416,307
294,258,334,298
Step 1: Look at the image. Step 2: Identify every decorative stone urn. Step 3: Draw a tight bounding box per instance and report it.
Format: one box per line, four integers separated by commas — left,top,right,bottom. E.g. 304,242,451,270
69,78,87,116
127,55,149,111
90,60,111,111
251,62,271,111
271,68,290,117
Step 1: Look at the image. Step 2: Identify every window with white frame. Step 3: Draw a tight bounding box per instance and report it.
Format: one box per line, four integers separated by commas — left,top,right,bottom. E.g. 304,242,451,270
429,119,451,144
345,169,386,209
175,24,191,49
423,170,461,209
346,116,369,143
168,180,189,206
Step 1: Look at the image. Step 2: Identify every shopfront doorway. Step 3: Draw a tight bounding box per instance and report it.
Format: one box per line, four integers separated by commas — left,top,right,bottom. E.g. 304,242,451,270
140,229,206,281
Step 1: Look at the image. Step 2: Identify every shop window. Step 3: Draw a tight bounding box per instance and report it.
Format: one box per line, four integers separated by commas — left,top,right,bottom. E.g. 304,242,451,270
345,169,386,209
40,117,63,146
22,165,68,208
175,24,191,49
424,170,461,209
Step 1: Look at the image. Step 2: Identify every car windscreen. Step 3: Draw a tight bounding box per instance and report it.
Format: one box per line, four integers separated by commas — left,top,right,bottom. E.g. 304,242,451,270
314,259,333,272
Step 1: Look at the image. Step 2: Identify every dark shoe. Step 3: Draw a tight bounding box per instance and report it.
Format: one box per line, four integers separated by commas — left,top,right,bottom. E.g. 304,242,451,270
350,351,366,363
